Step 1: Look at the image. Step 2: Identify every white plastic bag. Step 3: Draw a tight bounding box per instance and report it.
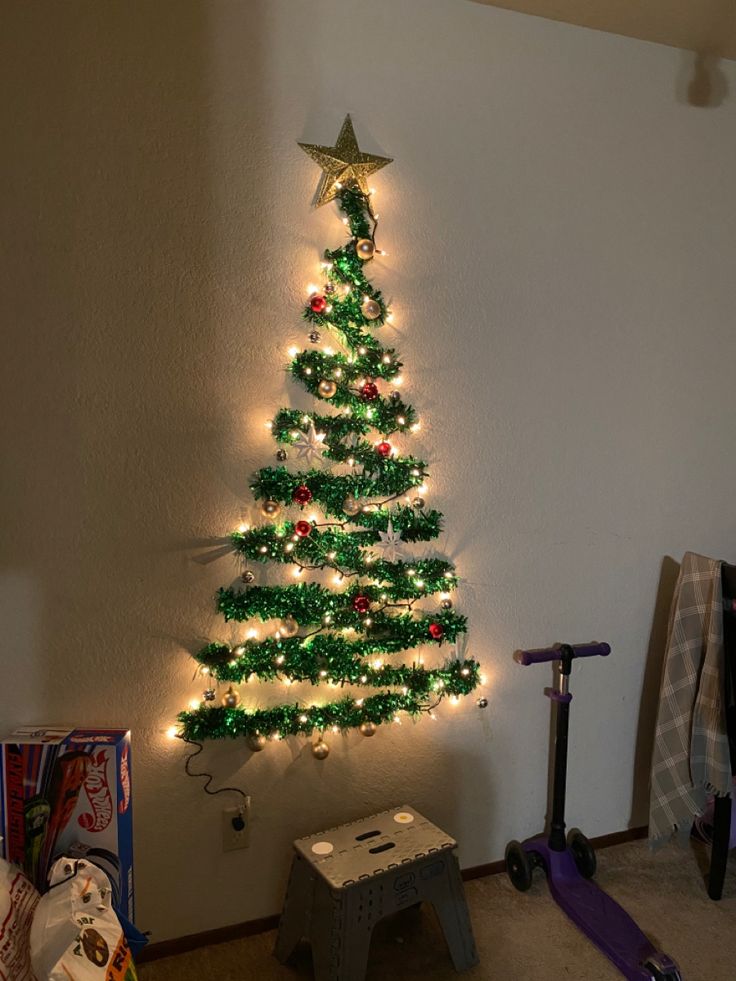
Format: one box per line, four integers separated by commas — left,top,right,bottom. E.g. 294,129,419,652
30,858,137,981
0,855,39,981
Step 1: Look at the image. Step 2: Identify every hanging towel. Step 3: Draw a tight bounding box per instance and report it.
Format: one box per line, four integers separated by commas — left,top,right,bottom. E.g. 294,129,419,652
649,551,732,845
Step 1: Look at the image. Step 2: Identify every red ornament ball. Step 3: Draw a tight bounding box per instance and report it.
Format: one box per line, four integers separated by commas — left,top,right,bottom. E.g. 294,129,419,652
428,622,445,640
375,441,392,458
360,381,379,402
353,594,371,614
292,485,313,506
309,294,327,314
294,520,312,538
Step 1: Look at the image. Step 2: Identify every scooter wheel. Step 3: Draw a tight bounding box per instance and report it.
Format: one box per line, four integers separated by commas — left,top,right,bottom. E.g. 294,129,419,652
643,961,682,981
567,828,596,879
505,840,533,892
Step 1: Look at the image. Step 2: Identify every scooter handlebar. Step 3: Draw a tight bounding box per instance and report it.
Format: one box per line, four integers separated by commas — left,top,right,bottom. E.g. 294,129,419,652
513,642,611,666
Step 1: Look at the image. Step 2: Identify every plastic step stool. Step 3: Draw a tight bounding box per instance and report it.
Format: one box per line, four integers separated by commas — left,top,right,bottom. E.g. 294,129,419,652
275,805,478,981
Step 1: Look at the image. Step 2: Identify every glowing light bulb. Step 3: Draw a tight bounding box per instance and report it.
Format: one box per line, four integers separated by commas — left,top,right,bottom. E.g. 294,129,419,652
397,416,406,426
331,725,339,734
307,283,319,295
200,666,210,676
189,699,200,710
327,551,337,560
418,483,428,494
355,698,364,707
265,421,273,430
238,522,249,533
324,346,334,356
415,580,425,589
247,628,258,639
382,355,391,364
259,545,268,554
410,422,421,433
386,313,394,324
393,715,402,725
166,726,179,740
393,374,403,386
293,567,303,578
333,573,343,585
461,668,470,677
360,675,368,684
450,696,460,706
299,714,308,723
288,346,299,357
480,674,488,686
372,658,383,670
358,346,367,356
319,670,328,678
285,543,295,552
301,414,310,424
364,617,372,627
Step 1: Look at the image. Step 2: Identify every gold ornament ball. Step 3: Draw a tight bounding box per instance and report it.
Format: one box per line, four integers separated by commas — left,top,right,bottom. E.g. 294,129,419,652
280,616,299,638
261,499,281,517
356,238,375,261
312,739,330,760
343,495,361,516
221,686,241,708
318,379,337,398
413,497,425,509
361,297,381,320
360,721,377,737
247,733,267,752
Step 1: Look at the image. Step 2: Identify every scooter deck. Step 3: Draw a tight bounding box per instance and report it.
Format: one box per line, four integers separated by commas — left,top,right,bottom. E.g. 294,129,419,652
523,836,679,981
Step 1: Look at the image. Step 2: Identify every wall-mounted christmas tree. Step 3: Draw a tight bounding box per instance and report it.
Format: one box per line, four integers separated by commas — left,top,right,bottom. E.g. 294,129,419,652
177,116,483,758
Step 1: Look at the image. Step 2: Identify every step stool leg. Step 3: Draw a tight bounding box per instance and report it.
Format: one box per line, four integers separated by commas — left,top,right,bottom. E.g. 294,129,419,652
429,854,479,972
275,854,313,963
310,884,373,981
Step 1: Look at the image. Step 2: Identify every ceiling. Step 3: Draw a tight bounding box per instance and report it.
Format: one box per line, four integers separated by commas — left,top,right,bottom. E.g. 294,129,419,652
472,1,736,60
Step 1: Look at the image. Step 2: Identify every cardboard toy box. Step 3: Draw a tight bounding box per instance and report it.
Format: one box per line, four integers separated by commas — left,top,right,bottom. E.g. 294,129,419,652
0,727,134,921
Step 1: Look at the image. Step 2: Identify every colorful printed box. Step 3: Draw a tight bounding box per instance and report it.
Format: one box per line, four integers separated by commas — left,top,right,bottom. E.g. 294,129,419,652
0,728,134,921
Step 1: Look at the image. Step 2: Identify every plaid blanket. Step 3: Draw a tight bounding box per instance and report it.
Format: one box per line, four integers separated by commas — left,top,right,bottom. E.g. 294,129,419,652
649,551,732,845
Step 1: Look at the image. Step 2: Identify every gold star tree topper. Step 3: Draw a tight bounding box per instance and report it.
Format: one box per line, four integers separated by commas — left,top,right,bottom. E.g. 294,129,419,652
298,115,392,207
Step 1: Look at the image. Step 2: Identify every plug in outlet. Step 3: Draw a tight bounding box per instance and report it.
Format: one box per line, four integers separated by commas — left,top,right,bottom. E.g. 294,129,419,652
222,797,251,851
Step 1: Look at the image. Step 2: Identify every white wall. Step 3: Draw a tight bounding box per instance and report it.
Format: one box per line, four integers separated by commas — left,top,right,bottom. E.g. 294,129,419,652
3,0,736,943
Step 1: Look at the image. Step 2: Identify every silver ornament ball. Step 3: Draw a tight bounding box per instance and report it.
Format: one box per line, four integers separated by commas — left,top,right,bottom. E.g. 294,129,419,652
361,297,381,320
203,688,216,702
441,598,453,610
343,495,361,516
413,497,425,509
477,697,489,709
356,238,376,261
276,448,288,462
360,721,377,737
312,739,330,760
241,569,255,584
280,616,299,638
247,733,267,752
390,391,401,401
308,330,321,344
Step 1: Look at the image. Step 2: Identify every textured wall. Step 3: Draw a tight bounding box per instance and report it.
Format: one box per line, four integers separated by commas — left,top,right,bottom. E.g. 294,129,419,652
3,0,736,944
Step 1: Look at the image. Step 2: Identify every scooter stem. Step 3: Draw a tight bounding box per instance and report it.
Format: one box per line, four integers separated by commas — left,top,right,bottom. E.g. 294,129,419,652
549,644,574,851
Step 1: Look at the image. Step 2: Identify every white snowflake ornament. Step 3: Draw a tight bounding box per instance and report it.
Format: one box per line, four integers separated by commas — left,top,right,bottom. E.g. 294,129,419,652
370,519,404,563
293,422,328,466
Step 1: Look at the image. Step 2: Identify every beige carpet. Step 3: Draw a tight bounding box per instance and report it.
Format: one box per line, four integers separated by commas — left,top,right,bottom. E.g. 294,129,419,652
139,838,736,980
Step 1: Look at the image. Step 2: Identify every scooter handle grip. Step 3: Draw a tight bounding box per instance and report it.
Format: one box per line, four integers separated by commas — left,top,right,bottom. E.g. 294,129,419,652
513,642,611,666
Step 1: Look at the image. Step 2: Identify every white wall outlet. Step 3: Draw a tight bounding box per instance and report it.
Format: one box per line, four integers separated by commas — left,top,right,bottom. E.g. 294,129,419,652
222,798,251,852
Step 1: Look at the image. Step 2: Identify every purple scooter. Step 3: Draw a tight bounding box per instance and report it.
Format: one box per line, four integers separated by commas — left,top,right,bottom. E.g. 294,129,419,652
505,642,682,981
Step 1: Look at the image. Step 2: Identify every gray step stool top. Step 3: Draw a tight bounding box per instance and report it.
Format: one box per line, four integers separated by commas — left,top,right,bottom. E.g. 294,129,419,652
293,805,456,890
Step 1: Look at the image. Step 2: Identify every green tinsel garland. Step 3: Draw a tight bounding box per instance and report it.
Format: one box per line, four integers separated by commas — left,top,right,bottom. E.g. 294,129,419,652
178,186,482,745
